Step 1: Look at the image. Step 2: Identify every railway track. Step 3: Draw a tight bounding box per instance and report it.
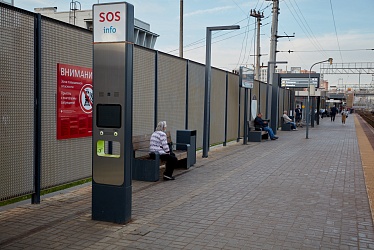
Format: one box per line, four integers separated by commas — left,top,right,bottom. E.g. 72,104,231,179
357,111,374,128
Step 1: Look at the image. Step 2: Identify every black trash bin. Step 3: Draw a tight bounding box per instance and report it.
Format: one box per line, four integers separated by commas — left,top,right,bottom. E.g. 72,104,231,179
176,130,196,166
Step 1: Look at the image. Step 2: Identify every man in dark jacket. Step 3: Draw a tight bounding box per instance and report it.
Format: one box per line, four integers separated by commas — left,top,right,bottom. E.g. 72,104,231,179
330,105,337,122
254,113,278,140
295,105,303,127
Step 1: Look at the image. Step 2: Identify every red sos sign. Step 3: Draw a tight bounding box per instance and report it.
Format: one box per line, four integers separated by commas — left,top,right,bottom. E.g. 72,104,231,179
99,11,121,22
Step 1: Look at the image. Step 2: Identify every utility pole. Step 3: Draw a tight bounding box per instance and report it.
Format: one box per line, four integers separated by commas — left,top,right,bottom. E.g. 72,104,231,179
179,0,183,58
265,0,279,119
250,9,264,81
268,0,279,84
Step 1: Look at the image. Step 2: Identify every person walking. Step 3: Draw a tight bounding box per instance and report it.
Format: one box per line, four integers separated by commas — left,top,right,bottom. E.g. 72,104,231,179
330,105,337,122
149,121,177,180
341,109,348,125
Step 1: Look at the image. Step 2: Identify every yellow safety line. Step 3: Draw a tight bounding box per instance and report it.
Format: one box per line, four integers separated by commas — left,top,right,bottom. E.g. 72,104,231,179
355,115,374,223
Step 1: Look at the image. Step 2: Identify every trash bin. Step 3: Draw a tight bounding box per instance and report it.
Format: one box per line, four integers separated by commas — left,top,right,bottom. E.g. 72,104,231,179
176,130,196,165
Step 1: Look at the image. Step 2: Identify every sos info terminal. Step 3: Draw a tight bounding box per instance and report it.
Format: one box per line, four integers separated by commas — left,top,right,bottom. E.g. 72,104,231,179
92,2,134,224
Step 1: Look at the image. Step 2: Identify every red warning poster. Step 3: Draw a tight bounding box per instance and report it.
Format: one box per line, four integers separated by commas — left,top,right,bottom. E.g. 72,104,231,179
57,63,93,140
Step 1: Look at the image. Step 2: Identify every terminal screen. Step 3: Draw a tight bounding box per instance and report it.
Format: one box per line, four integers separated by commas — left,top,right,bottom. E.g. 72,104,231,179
96,104,121,128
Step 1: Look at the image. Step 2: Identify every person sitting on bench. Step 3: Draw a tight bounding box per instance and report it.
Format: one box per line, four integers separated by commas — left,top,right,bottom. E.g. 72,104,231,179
254,113,278,140
282,111,297,130
149,121,177,180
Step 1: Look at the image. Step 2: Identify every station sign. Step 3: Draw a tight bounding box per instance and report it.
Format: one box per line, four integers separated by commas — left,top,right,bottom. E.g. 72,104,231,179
281,77,319,88
57,63,93,140
93,3,127,43
240,66,254,88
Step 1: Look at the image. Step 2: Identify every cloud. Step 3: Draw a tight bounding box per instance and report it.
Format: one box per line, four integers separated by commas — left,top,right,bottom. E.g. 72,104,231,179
184,5,235,18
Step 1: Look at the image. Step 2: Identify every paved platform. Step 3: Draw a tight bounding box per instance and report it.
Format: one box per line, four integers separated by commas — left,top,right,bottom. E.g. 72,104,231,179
1,114,374,249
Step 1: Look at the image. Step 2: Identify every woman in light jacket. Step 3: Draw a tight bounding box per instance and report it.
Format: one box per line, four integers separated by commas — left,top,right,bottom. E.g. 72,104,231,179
150,121,177,180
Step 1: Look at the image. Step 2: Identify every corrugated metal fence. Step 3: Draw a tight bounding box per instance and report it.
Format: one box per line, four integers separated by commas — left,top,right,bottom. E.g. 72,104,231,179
0,3,290,202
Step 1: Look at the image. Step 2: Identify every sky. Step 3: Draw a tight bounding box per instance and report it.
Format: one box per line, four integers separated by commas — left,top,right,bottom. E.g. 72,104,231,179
14,0,374,88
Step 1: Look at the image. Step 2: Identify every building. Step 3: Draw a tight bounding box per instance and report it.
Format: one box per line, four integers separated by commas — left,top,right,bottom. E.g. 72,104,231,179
320,80,329,90
259,67,286,83
34,7,159,49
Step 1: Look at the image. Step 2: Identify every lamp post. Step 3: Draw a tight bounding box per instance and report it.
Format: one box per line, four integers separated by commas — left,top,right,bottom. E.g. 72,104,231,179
203,25,240,158
306,58,333,139
179,0,183,58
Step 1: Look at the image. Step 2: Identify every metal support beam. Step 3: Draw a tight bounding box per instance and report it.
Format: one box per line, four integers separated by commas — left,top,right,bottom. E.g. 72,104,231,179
320,62,374,74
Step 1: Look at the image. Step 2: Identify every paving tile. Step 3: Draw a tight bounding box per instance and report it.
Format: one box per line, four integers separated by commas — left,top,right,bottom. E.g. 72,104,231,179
0,115,374,249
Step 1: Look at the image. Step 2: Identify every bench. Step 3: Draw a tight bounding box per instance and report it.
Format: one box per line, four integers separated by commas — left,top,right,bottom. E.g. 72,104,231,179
281,117,292,131
132,131,193,182
247,121,269,142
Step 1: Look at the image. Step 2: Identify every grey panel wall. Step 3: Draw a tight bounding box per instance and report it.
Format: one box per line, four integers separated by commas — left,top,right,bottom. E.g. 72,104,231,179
0,6,35,200
1,4,246,201
210,69,226,145
133,47,155,136
187,62,205,149
227,73,239,141
260,83,267,117
157,52,186,140
40,18,92,189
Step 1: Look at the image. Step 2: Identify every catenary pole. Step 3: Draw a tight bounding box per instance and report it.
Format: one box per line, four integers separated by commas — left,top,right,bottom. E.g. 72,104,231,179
250,10,264,81
265,0,279,119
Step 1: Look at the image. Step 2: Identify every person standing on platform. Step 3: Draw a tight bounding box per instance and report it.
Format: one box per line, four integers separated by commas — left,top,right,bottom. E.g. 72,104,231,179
295,105,303,128
330,105,337,122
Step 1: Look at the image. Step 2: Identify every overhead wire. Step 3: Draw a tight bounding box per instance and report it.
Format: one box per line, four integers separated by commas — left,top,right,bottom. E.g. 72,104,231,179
232,0,254,69
282,0,328,59
278,48,373,53
166,16,251,54
169,21,258,55
329,0,344,63
234,9,253,69
230,0,249,17
328,0,349,86
278,24,307,67
183,27,257,53
168,0,272,59
234,0,271,69
242,0,268,66
290,0,328,56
